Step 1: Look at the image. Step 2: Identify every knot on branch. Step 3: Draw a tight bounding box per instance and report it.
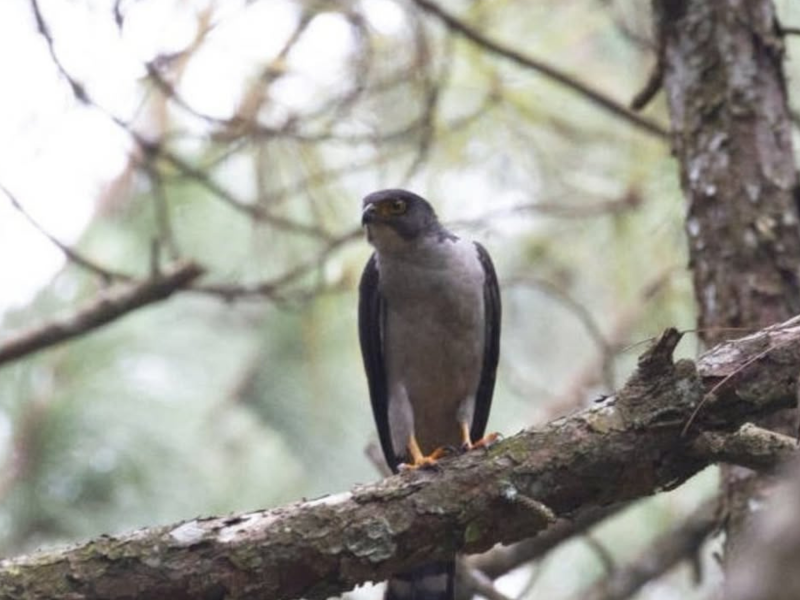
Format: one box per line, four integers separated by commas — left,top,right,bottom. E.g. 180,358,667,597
615,328,703,430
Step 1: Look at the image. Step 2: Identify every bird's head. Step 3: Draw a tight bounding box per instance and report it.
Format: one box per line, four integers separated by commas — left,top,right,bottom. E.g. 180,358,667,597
361,189,441,252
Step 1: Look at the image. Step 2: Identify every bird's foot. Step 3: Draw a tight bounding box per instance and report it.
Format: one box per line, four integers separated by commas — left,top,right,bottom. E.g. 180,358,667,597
399,446,447,471
461,432,501,453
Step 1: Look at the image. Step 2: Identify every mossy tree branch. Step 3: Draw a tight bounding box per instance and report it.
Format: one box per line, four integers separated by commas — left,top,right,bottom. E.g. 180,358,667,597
1,317,799,600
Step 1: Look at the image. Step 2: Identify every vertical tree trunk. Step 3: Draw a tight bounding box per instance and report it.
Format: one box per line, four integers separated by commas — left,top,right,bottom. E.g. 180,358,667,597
656,0,800,559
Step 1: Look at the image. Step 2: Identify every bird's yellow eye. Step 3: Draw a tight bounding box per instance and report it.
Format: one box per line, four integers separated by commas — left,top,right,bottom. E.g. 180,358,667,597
387,199,407,215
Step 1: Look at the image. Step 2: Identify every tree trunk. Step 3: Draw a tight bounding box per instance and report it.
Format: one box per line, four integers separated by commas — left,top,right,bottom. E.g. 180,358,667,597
656,0,800,560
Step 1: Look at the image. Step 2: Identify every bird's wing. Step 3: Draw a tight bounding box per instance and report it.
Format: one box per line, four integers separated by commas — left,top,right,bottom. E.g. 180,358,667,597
358,253,399,472
471,242,502,442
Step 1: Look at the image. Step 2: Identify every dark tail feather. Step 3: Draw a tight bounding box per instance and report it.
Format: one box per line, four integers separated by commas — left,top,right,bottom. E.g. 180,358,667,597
385,560,455,600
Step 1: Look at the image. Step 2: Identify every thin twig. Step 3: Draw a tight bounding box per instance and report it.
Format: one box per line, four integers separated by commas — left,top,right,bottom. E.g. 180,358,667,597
506,275,615,391
456,563,514,600
30,0,88,102
192,228,360,301
400,8,446,183
144,165,180,261
543,266,675,419
692,424,798,471
0,183,132,282
468,504,624,579
412,0,669,140
0,261,204,367
567,499,718,600
630,13,667,111
584,534,617,574
630,55,665,110
157,149,332,240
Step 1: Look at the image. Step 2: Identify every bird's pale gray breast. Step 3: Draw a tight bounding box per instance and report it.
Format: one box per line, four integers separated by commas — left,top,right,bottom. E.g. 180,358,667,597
377,239,486,450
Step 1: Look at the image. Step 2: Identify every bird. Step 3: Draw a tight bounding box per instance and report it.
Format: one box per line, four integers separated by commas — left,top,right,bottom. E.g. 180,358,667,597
358,189,501,600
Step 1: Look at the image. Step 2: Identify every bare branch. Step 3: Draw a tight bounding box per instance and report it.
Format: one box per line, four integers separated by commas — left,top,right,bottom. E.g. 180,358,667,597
692,424,798,472
191,228,360,301
507,275,615,390
630,56,664,110
569,498,718,600
0,261,204,367
0,316,798,599
0,183,132,282
457,563,514,600
30,0,88,102
449,189,644,228
156,149,332,240
411,0,669,140
144,165,181,261
542,266,675,419
630,13,667,111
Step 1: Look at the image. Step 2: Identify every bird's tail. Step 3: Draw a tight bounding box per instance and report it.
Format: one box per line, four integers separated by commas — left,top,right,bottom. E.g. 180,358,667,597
385,560,455,600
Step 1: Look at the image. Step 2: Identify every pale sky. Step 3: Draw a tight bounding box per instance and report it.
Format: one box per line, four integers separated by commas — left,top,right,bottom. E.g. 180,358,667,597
0,0,405,313
0,0,555,322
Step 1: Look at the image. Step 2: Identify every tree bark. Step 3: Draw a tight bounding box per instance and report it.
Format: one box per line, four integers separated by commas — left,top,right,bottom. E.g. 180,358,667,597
725,454,800,600
656,0,800,559
657,0,800,339
1,318,799,600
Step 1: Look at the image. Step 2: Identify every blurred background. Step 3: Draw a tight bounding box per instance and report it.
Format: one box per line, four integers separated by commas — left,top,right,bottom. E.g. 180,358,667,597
0,0,798,598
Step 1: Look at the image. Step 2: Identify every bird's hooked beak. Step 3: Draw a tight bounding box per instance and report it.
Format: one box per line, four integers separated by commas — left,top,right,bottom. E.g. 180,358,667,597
361,203,378,226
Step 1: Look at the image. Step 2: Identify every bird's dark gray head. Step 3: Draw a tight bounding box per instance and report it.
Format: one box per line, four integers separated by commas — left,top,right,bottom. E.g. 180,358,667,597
361,189,447,251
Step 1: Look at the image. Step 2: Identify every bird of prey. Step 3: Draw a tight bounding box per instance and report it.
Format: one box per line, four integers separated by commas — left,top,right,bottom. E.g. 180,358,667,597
358,189,501,600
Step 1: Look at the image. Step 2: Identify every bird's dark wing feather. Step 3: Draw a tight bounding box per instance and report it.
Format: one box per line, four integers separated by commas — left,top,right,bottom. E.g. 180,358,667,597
358,254,399,472
471,242,501,442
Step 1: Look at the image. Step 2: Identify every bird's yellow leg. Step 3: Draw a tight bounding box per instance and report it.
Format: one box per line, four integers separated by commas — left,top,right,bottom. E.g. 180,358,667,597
399,435,446,470
460,421,499,451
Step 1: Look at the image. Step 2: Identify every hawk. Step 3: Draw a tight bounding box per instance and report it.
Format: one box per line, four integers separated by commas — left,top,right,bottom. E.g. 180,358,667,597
358,189,501,600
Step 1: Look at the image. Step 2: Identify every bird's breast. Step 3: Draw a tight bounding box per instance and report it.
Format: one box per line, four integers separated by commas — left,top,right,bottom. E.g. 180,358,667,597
379,245,485,350
379,242,486,449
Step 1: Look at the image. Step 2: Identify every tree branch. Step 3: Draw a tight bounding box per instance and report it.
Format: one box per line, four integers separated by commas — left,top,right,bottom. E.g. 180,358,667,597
0,316,799,599
692,424,798,472
0,261,205,367
0,183,132,282
569,498,717,600
411,0,669,140
655,0,800,561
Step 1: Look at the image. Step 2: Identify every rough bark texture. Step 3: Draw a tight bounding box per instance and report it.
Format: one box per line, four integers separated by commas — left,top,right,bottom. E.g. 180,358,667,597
656,0,800,559
1,318,799,600
658,0,800,339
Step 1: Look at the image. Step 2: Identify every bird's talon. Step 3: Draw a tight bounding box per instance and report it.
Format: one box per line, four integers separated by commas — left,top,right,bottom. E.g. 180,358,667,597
469,432,501,451
399,458,441,471
399,445,447,471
